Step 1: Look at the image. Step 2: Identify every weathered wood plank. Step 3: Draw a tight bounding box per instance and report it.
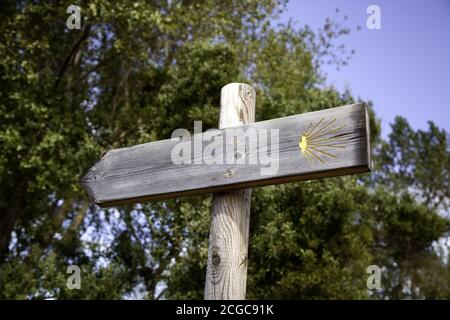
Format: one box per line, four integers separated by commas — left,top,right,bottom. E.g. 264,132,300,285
205,83,254,300
81,102,371,207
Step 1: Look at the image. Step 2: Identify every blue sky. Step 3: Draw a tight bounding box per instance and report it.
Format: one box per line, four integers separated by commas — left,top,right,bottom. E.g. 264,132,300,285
278,0,450,137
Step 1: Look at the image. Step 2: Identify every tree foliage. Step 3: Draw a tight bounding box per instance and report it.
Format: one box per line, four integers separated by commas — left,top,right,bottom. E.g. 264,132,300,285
0,0,449,299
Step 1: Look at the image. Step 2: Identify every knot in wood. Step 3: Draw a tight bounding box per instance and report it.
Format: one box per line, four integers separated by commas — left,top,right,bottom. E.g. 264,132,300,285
212,254,221,266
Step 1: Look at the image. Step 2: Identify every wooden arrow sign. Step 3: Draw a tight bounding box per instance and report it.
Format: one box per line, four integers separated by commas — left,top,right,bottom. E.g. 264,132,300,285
81,103,371,207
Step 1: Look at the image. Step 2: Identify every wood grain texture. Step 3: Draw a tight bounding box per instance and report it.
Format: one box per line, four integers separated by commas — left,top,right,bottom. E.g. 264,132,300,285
205,83,255,300
81,102,371,207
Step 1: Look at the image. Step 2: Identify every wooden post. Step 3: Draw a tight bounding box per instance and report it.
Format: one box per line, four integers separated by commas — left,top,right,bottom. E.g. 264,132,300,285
80,82,371,300
204,83,256,300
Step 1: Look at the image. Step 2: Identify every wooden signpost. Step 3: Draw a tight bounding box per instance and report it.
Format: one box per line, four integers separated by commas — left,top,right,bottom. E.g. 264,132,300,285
81,83,371,300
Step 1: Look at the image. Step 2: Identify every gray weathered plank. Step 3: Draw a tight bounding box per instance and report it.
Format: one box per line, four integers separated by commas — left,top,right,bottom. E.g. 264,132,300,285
81,103,371,207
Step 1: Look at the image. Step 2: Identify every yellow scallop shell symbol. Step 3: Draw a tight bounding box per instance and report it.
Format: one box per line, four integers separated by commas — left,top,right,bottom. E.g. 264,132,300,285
299,118,346,164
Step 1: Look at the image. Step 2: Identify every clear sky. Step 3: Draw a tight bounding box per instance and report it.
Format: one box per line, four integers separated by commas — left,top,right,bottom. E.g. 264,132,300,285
278,0,450,137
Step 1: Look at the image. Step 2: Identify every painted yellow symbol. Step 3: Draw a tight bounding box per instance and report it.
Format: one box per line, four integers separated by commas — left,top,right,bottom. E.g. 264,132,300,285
299,118,346,164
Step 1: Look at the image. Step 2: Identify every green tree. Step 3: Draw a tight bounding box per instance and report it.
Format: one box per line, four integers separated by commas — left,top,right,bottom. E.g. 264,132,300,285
0,0,449,300
368,118,450,299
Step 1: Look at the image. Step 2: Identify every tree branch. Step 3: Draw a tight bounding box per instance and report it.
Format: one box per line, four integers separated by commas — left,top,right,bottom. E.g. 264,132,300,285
54,24,91,89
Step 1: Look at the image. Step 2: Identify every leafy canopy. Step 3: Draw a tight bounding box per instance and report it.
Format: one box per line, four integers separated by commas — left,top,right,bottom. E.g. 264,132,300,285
0,0,449,299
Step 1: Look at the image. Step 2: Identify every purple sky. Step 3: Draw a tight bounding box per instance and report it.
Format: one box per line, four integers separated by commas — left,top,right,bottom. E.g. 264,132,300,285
278,0,450,137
